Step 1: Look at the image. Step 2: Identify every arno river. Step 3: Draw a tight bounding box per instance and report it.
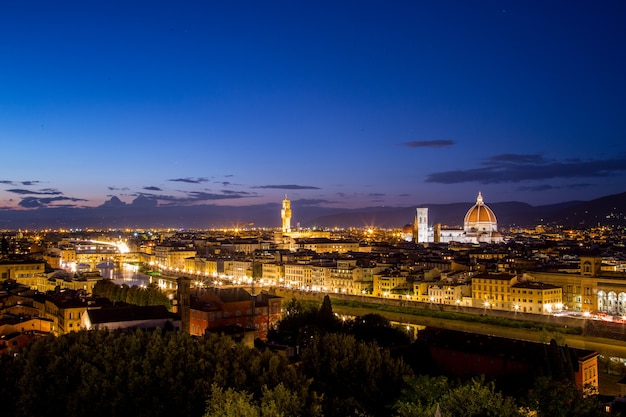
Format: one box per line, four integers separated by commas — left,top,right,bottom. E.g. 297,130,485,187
97,265,151,287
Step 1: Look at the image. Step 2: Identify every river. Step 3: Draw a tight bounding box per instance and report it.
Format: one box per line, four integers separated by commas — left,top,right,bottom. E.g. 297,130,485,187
97,264,151,287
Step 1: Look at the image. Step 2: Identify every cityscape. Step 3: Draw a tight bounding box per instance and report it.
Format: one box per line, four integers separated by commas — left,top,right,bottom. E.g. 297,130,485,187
2,194,626,415
3,2,626,416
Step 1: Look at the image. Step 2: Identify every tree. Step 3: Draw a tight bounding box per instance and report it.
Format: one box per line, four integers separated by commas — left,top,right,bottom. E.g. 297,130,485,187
204,384,259,417
392,375,452,417
438,377,521,417
318,295,335,324
284,297,303,317
525,377,606,417
393,376,522,417
300,332,413,417
347,313,411,348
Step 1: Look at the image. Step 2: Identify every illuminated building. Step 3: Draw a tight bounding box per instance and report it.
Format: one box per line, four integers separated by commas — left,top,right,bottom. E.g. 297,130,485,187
0,259,45,280
471,272,517,310
511,281,562,314
188,287,282,341
414,192,503,244
281,195,292,233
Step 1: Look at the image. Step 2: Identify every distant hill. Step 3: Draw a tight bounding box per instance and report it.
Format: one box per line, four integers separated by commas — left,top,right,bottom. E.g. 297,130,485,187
0,191,624,230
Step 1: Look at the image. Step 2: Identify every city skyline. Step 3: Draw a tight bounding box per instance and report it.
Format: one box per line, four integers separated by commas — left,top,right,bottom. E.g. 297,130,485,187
2,1,626,212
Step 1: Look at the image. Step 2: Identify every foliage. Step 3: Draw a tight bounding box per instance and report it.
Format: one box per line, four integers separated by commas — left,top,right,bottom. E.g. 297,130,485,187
0,296,610,417
270,296,341,346
271,297,409,349
92,279,172,310
300,332,413,417
0,329,318,417
525,377,607,417
204,383,323,417
393,376,522,417
344,313,411,348
204,384,258,417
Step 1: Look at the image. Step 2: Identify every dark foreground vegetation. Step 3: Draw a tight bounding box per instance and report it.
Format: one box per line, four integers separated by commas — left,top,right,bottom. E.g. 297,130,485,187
92,279,172,310
0,296,615,417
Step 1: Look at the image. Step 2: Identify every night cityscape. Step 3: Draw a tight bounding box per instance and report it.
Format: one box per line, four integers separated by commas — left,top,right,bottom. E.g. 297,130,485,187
2,1,626,416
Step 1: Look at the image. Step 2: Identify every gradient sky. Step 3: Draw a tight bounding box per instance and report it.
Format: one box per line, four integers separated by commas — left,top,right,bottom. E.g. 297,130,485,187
2,1,625,211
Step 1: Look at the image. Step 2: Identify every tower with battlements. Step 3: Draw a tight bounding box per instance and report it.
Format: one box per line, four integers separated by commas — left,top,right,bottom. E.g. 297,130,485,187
281,195,292,233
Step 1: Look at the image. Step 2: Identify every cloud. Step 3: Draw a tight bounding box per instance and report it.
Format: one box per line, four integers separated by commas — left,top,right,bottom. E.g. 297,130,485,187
18,196,87,208
517,183,593,192
400,140,454,148
294,198,336,206
168,177,208,184
143,186,162,191
108,186,130,191
368,193,385,197
516,184,555,192
133,189,255,206
7,188,62,195
221,189,251,196
0,180,41,186
483,154,545,165
254,184,321,190
425,154,626,184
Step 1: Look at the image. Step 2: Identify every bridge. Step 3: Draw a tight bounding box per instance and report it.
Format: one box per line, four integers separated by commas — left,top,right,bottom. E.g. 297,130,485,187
64,239,144,271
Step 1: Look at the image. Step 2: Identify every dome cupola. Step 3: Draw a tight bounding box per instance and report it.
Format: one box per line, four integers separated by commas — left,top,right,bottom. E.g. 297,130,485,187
464,192,497,232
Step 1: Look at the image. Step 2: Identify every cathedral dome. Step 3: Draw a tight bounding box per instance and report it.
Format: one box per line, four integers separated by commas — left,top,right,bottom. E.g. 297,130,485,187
464,192,497,232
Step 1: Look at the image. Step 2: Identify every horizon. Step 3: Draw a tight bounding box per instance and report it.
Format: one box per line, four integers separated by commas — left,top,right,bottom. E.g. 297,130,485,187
2,2,626,211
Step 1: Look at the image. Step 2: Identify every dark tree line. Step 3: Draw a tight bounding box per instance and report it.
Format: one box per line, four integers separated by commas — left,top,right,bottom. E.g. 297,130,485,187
0,329,322,417
0,295,615,417
92,279,171,310
268,295,412,349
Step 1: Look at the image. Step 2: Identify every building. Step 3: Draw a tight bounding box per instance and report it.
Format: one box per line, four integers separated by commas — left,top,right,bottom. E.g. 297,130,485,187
82,305,181,331
32,289,105,335
414,192,504,244
292,238,359,254
418,327,599,394
373,270,411,298
188,287,281,340
281,195,292,233
511,281,563,314
154,245,196,270
526,256,626,314
427,282,471,305
274,196,331,245
0,259,46,281
471,272,517,310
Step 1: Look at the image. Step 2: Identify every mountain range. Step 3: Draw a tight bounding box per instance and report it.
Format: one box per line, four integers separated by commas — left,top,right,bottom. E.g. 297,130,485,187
1,192,625,230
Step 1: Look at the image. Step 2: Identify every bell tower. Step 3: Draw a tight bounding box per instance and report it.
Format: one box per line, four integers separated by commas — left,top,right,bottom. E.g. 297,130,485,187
281,195,292,233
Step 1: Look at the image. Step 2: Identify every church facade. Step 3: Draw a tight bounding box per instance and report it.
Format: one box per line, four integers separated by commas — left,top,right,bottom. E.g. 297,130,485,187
414,192,503,244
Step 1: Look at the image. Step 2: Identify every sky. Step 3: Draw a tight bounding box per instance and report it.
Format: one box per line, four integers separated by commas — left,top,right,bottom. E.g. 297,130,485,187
1,1,625,211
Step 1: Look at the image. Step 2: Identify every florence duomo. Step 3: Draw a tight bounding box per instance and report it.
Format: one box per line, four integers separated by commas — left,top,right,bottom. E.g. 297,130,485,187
414,192,504,244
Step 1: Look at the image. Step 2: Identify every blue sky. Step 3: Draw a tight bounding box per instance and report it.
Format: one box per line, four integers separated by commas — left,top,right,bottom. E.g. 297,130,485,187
1,1,625,211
